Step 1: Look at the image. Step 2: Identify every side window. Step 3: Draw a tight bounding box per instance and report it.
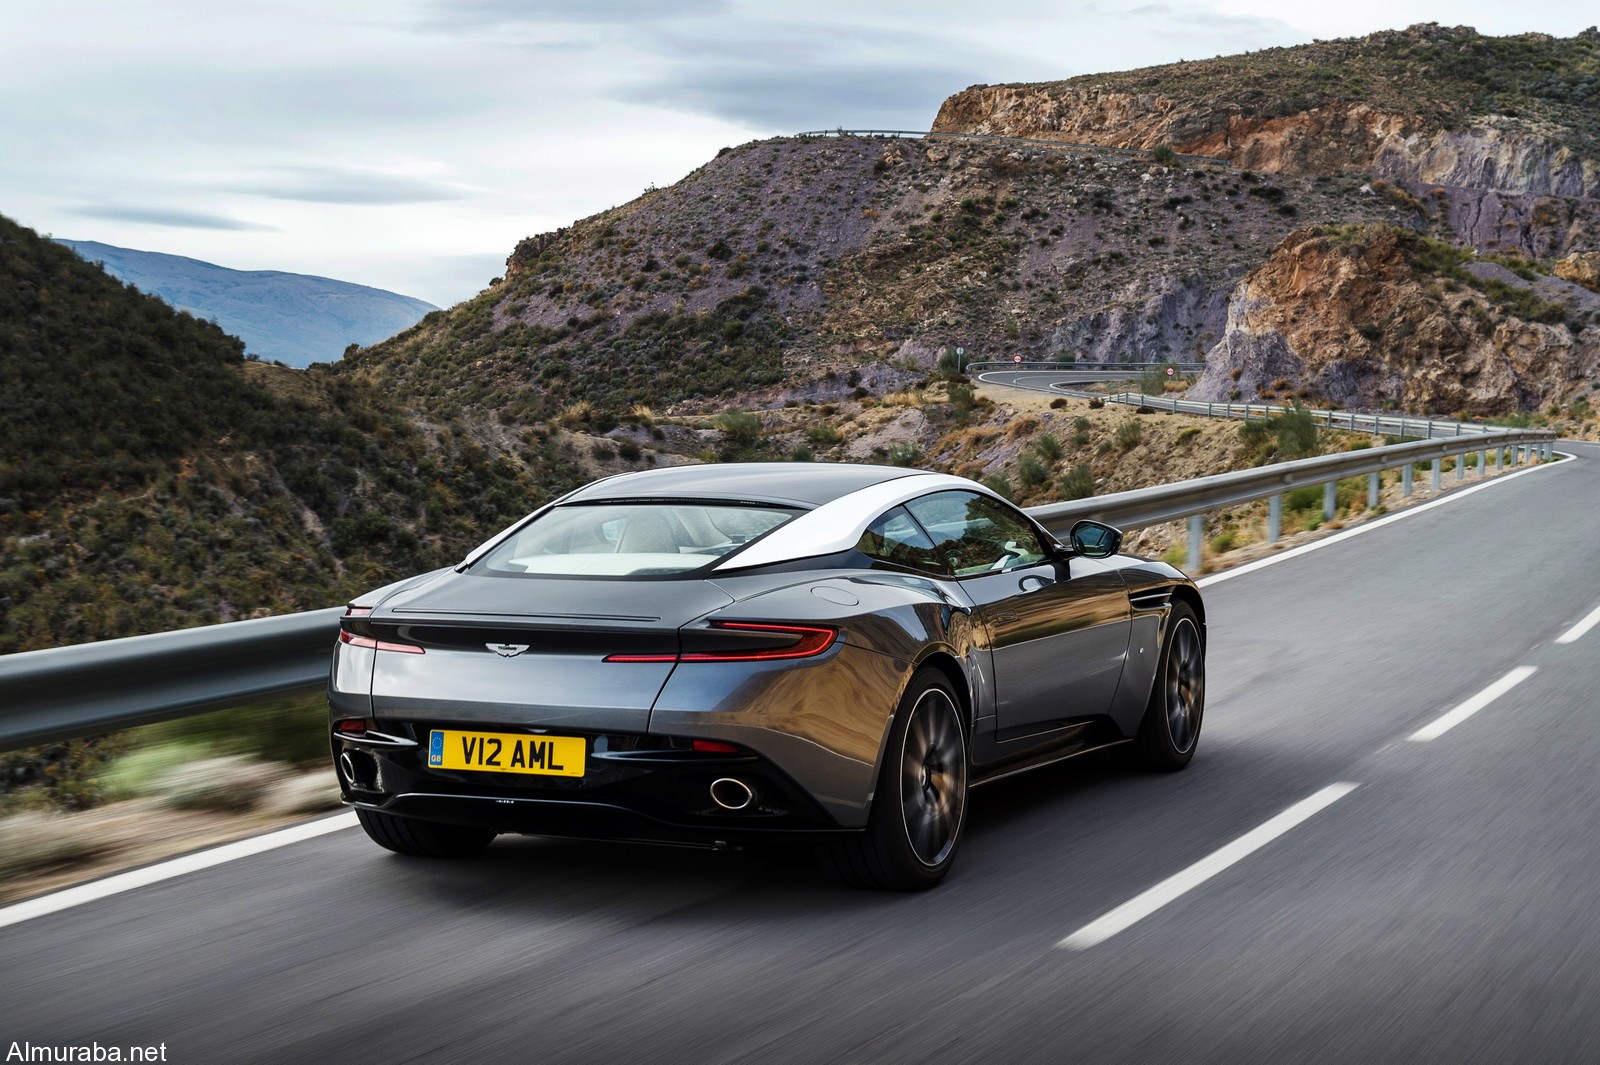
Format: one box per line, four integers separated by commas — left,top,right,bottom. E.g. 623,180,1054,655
904,491,1049,577
857,506,949,575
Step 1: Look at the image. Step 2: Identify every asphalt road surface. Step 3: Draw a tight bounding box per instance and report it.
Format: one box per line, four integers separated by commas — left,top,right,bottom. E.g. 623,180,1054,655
974,368,1138,396
4,443,1598,1064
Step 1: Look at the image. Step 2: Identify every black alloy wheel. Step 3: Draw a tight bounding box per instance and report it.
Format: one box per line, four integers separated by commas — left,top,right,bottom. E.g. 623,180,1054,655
821,668,968,890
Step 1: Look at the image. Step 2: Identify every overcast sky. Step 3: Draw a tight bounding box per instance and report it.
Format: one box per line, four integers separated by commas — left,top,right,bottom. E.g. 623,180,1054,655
2,1,1592,308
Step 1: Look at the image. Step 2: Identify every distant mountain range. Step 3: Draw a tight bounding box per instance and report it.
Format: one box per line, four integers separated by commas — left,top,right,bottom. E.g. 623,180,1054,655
56,240,437,367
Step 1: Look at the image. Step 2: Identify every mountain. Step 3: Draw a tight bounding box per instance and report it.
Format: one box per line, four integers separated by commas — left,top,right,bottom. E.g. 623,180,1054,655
344,24,1597,423
1,213,579,656
933,23,1600,197
56,240,437,368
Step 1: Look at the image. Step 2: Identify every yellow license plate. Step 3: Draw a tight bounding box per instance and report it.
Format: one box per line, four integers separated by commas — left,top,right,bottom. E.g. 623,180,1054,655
428,729,585,777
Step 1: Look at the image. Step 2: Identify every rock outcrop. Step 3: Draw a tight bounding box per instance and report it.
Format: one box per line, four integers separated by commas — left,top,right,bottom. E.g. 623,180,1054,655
1190,227,1600,415
935,90,1600,200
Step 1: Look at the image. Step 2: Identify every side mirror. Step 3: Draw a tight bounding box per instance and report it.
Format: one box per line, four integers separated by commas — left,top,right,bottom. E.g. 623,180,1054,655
1068,519,1122,559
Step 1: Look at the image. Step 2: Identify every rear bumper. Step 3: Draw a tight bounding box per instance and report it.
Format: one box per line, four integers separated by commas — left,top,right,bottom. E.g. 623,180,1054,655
350,793,857,846
334,721,846,844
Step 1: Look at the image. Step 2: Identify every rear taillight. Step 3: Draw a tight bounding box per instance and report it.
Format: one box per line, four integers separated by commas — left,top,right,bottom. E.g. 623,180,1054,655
605,622,837,664
692,740,740,753
339,607,424,654
334,718,372,736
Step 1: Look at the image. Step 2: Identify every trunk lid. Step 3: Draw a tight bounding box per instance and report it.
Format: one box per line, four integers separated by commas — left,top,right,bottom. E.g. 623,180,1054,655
369,572,733,732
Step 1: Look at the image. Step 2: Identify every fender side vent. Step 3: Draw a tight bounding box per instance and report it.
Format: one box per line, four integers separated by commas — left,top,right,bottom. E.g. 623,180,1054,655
1130,589,1173,611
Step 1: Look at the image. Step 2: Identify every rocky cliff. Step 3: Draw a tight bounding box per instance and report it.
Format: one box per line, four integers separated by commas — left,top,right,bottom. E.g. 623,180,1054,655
934,24,1600,199
1189,226,1600,415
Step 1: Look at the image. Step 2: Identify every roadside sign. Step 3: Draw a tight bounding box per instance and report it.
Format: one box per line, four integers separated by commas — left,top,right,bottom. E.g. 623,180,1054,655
956,347,964,356
1165,366,1176,377
1013,354,1023,364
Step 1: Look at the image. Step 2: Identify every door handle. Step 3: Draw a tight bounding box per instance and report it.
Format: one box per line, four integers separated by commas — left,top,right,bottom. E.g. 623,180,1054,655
991,610,1022,623
1019,575,1053,592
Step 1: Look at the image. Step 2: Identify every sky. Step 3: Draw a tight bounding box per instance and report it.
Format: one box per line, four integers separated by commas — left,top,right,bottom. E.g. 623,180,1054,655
2,1,1593,308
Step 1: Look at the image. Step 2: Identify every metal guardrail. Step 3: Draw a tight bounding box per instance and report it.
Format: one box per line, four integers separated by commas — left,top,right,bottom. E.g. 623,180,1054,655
967,362,1207,373
1030,428,1558,571
0,429,1559,751
1102,392,1494,437
795,129,1232,167
0,608,344,750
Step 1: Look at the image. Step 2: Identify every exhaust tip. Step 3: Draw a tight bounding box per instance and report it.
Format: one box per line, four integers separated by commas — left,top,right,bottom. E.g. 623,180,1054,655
339,751,358,787
710,777,755,811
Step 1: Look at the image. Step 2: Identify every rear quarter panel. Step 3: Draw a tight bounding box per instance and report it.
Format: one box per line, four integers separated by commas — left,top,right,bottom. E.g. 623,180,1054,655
650,571,991,827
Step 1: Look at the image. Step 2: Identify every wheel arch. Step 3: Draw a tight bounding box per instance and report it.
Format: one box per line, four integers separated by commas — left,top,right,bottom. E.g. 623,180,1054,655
1168,584,1205,644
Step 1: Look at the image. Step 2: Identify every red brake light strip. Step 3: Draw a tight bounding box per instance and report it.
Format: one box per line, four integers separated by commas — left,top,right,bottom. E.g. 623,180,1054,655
338,629,424,654
605,622,836,663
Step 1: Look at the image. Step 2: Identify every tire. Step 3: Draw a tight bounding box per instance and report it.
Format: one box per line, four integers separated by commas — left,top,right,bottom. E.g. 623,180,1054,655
355,808,497,858
1129,603,1205,771
820,669,968,890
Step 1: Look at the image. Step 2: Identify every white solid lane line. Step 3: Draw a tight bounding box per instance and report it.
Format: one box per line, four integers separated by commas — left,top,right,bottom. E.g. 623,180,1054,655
1555,602,1600,645
0,812,358,931
1408,667,1538,743
1059,782,1360,951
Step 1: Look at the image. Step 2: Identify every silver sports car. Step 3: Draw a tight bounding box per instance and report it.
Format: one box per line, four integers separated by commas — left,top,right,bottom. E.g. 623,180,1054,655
329,462,1205,889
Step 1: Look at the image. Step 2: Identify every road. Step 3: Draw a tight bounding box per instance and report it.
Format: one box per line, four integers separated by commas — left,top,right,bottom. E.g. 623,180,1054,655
974,368,1138,397
4,443,1598,1064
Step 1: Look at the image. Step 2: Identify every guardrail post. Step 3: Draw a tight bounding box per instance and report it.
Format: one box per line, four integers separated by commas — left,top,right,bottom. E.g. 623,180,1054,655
1402,463,1413,497
1432,458,1441,491
1187,514,1204,574
1323,481,1336,521
1456,451,1466,479
1478,449,1486,477
1368,471,1380,508
1350,412,1357,431
1268,495,1282,542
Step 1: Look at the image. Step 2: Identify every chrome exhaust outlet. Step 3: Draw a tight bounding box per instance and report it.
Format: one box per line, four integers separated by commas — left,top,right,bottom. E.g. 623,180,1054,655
339,750,358,787
710,777,755,811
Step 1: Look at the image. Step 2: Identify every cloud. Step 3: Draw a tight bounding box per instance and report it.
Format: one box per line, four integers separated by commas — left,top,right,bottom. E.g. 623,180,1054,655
72,205,278,232
427,0,729,27
624,65,985,130
608,20,1004,130
226,165,478,205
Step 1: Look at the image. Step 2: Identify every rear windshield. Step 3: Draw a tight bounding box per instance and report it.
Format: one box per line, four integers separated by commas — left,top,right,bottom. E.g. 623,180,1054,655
471,502,799,578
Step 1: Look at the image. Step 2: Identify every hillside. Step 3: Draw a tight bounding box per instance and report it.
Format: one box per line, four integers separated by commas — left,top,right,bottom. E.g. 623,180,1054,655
934,24,1600,196
344,134,1407,421
334,28,1600,430
57,240,436,367
0,214,579,655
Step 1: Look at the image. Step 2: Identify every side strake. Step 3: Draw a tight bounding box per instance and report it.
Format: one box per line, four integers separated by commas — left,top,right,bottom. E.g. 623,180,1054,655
369,573,735,733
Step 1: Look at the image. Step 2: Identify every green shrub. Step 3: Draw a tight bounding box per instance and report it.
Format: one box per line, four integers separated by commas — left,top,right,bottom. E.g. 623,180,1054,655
1276,403,1321,460
982,475,1014,500
807,425,843,446
1209,530,1238,553
1017,454,1050,487
1285,485,1323,513
1059,463,1094,500
715,410,762,445
1115,420,1143,451
1035,433,1064,462
886,443,922,467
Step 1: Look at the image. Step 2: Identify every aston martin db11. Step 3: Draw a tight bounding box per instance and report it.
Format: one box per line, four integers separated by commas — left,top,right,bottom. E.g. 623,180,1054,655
329,462,1205,889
